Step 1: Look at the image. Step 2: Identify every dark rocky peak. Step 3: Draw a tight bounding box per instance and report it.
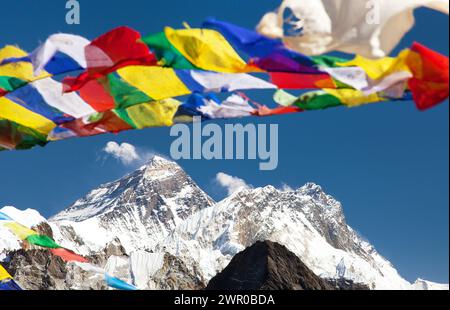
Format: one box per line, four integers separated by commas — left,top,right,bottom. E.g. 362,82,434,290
206,241,368,290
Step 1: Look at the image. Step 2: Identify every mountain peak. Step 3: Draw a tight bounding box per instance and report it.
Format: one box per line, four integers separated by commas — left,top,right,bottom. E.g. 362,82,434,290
140,156,183,181
138,155,176,170
51,153,214,229
298,182,324,195
148,155,174,165
297,182,341,210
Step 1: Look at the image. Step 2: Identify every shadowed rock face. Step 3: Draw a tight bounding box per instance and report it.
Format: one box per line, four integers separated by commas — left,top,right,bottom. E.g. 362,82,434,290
3,246,117,290
149,253,206,290
4,249,67,290
326,278,369,290
32,222,54,239
206,241,369,290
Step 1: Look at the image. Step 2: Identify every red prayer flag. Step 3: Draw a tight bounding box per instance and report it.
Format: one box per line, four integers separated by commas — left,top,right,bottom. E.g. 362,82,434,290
270,72,336,89
61,110,133,137
255,105,303,116
63,26,157,92
77,78,116,112
407,42,449,110
50,248,88,263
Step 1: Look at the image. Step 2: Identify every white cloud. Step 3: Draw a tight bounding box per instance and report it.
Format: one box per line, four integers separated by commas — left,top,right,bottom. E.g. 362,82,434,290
280,183,294,192
103,142,140,165
216,172,251,196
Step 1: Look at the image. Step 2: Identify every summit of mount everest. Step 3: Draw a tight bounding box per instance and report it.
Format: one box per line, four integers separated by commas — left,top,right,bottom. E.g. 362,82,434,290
1,156,448,290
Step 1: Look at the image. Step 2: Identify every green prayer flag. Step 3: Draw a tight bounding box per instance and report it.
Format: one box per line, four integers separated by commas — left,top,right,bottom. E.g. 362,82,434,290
25,235,61,249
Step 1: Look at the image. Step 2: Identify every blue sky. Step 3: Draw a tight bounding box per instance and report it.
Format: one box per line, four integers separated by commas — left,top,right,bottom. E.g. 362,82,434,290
0,1,448,283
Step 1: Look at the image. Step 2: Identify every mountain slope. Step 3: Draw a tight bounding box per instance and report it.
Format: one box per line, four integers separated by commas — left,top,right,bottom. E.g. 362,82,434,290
413,279,449,290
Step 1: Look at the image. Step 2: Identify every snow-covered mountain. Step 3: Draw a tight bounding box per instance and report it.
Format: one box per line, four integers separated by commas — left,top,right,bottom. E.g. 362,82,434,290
1,156,448,290
49,156,214,255
157,183,412,289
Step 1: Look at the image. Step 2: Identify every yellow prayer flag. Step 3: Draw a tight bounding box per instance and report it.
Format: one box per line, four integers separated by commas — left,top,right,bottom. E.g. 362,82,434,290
337,48,415,81
164,27,252,73
0,45,51,81
126,99,181,129
117,66,191,100
0,264,12,281
3,222,38,240
0,97,56,135
325,89,385,107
